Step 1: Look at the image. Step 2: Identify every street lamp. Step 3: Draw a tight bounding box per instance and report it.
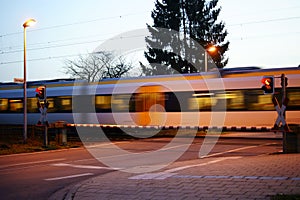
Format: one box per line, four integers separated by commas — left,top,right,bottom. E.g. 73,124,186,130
23,18,36,143
204,45,217,72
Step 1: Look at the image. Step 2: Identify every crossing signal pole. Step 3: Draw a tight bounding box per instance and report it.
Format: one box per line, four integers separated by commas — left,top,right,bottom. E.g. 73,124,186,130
35,85,49,146
262,74,290,132
261,74,299,153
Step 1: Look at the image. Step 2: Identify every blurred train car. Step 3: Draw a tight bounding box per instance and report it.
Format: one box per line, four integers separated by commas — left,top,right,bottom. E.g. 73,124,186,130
0,67,299,129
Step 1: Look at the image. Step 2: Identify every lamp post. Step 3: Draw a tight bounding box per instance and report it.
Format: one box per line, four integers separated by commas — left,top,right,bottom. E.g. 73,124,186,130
204,45,217,72
23,18,36,143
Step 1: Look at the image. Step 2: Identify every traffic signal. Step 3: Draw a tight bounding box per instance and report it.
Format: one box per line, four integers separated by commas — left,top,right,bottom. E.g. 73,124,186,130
35,86,46,100
261,76,274,94
281,74,288,87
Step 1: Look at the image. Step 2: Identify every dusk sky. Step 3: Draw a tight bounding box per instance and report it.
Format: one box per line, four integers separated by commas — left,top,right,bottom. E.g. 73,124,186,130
0,0,299,82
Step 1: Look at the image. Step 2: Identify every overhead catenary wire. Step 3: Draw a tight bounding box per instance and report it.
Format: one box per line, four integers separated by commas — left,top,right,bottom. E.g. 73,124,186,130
0,6,299,65
0,14,299,54
0,11,149,38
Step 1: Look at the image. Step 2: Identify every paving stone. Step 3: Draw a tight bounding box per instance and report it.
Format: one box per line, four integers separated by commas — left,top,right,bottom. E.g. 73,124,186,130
70,154,300,200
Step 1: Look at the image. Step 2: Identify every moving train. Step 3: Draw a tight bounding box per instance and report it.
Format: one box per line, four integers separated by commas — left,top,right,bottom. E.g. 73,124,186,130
0,67,299,129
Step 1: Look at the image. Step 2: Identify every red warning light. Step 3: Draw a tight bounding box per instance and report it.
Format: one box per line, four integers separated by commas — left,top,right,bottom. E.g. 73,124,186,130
261,76,274,94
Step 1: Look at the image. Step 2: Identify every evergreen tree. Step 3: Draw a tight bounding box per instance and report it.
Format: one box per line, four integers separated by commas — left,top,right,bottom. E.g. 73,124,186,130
142,0,229,75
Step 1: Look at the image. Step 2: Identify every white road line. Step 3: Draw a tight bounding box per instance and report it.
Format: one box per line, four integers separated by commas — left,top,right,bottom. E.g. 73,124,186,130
44,173,94,181
51,163,120,170
87,143,191,160
0,147,83,158
200,142,277,158
160,144,190,151
129,157,241,180
0,158,66,169
165,157,241,173
85,140,153,149
200,146,257,158
129,142,277,180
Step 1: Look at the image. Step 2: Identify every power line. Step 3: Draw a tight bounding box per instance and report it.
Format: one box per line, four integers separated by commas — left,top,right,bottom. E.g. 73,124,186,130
229,31,300,41
223,5,300,19
0,32,119,51
1,14,299,53
0,12,299,63
0,11,149,38
0,33,147,65
0,53,83,65
1,39,108,54
0,34,146,54
1,29,299,66
229,16,300,26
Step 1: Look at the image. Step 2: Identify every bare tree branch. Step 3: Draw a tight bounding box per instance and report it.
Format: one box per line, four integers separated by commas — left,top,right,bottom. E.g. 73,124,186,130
63,51,135,82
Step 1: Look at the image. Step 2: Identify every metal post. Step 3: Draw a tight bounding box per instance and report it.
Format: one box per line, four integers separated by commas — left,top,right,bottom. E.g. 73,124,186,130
61,128,67,145
23,27,27,143
204,50,208,72
22,19,36,143
44,125,48,147
281,74,286,119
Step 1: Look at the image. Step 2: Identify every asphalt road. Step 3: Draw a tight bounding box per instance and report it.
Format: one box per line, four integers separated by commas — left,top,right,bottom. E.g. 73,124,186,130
0,135,282,200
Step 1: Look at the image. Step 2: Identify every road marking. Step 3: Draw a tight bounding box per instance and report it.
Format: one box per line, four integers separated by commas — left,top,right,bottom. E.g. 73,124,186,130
85,141,129,148
129,157,241,180
0,147,83,158
88,143,192,160
51,163,120,170
200,143,276,158
44,173,94,181
200,146,258,158
165,157,241,173
129,172,177,180
129,142,276,180
0,158,66,169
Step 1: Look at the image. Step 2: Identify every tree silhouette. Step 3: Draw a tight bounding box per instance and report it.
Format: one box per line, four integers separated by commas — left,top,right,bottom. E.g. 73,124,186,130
64,51,134,82
142,0,229,75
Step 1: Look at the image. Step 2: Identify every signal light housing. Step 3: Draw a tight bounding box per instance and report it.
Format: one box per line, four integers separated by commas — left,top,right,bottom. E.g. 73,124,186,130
261,76,274,94
281,74,288,87
35,86,46,100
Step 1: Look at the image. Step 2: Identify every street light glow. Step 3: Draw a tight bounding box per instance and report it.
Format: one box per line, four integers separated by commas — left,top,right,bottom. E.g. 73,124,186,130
23,18,36,28
207,45,217,53
204,45,217,72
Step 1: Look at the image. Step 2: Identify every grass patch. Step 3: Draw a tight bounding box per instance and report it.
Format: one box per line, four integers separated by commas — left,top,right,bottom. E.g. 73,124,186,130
0,139,82,155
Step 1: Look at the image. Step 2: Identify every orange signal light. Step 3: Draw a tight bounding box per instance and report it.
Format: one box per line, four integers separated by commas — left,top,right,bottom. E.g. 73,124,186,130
261,76,274,94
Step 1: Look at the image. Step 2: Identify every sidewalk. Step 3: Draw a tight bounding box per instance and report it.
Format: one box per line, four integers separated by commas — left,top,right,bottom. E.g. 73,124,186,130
59,153,300,200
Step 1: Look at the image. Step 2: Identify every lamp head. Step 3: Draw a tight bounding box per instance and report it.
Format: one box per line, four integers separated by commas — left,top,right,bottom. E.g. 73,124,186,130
207,46,217,53
23,19,36,28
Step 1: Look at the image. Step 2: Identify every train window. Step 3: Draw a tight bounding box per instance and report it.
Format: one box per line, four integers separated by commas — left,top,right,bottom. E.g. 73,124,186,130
244,90,273,111
165,92,181,112
57,96,72,112
257,95,274,110
244,90,259,108
0,98,8,112
287,89,300,110
135,92,165,112
27,98,38,113
61,98,71,106
225,91,245,110
46,98,55,112
9,99,23,112
188,97,199,111
190,92,217,111
111,94,134,112
95,95,111,112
